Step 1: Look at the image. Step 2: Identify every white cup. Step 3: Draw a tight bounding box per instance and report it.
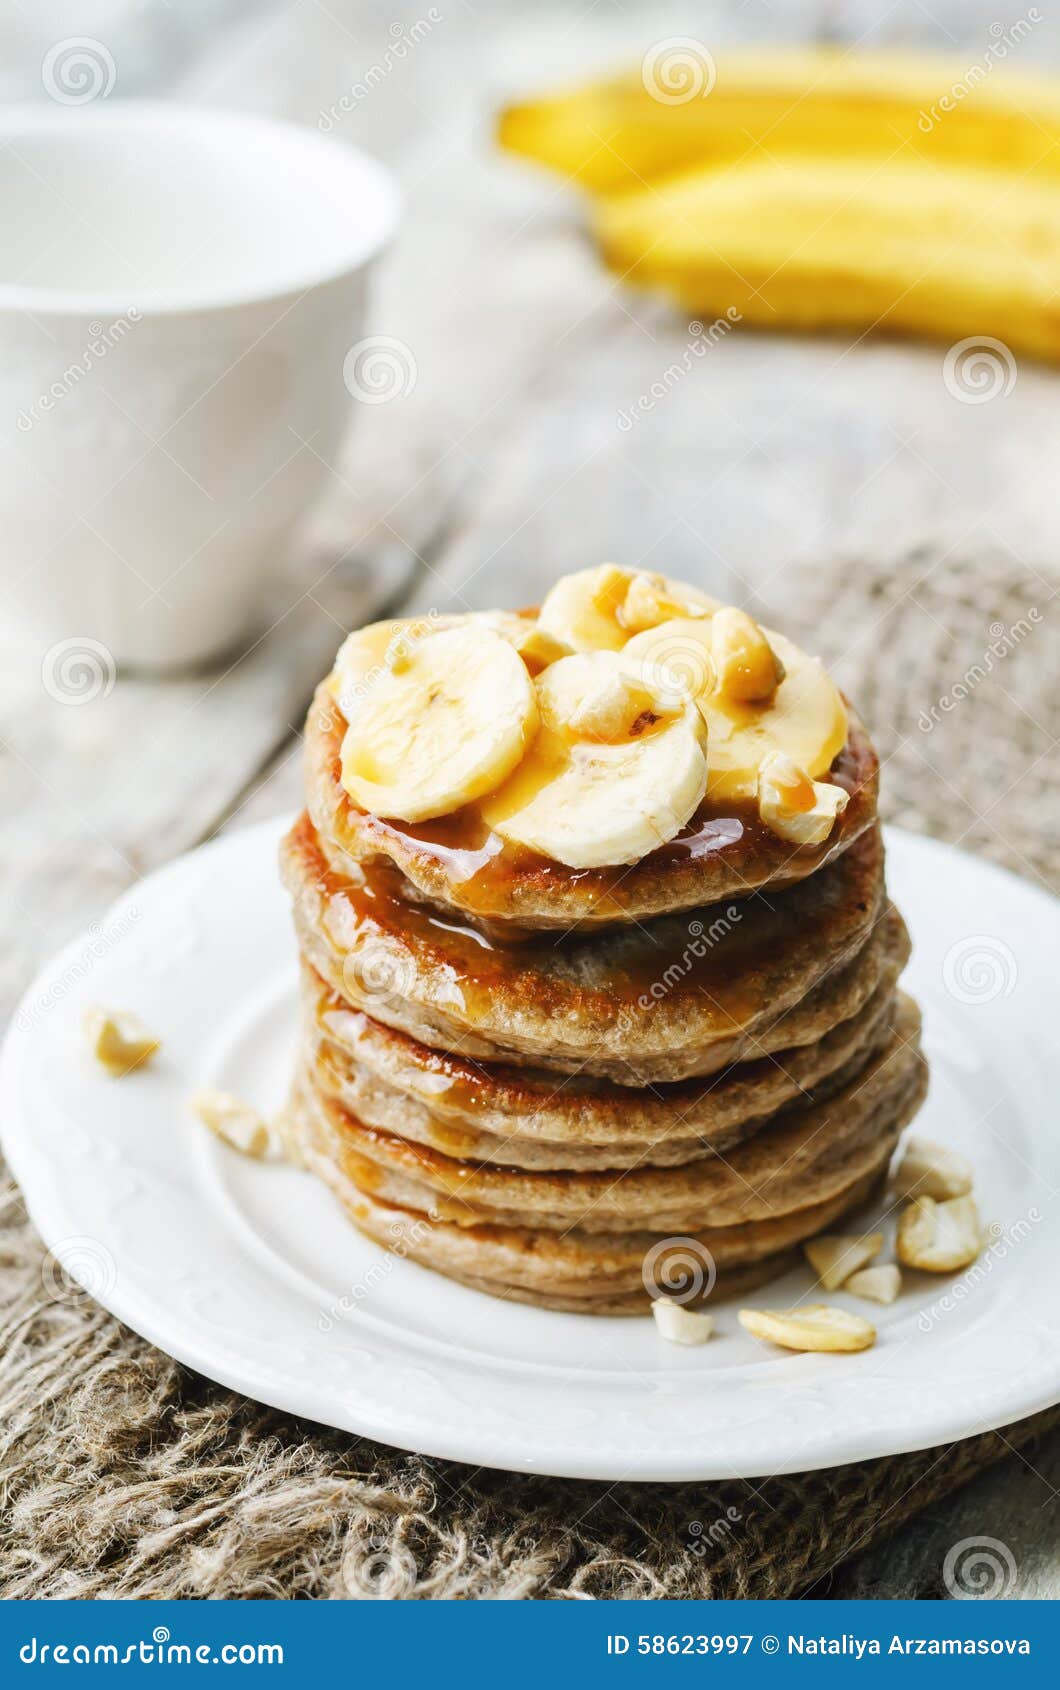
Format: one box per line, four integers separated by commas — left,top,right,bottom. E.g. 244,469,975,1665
0,103,400,670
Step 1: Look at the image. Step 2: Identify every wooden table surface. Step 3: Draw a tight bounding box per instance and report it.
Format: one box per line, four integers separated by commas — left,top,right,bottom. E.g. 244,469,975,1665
2,0,1059,1598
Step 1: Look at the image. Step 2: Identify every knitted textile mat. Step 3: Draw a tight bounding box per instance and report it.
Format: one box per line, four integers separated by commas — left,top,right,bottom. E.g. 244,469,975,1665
1,545,1057,1599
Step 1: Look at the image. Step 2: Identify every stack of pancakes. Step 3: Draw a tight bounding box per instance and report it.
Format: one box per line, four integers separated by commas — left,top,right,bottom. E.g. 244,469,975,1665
280,666,928,1316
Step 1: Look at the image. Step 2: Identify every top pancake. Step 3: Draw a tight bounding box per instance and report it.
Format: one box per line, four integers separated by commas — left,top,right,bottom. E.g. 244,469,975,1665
304,681,879,933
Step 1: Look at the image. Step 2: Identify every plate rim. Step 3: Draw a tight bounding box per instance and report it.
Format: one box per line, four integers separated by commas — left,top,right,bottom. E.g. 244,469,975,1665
3,815,1059,1482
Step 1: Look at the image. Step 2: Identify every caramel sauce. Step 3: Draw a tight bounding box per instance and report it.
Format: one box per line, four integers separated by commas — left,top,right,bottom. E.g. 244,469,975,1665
327,713,863,918
293,812,877,1034
352,788,768,920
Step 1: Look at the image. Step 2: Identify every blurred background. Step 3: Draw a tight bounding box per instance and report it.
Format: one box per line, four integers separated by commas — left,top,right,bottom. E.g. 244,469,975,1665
4,2,1058,981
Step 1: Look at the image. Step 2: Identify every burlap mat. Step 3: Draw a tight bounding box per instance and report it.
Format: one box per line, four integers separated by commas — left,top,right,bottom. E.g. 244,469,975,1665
2,545,1057,1599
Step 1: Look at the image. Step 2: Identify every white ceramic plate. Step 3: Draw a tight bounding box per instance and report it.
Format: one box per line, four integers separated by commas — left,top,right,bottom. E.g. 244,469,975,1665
3,817,1058,1481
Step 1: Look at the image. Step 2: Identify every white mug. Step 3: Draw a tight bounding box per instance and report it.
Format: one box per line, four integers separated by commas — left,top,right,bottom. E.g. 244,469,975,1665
0,103,400,670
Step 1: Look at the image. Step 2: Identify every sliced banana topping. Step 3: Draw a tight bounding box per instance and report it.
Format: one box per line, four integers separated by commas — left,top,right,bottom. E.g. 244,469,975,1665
652,1299,715,1345
331,615,456,721
481,651,708,868
757,749,849,847
539,564,716,652
803,1231,883,1292
83,1007,160,1076
739,1303,876,1353
891,1136,973,1202
896,1195,982,1273
340,624,539,823
624,621,847,802
711,606,785,703
325,569,849,845
845,1265,902,1305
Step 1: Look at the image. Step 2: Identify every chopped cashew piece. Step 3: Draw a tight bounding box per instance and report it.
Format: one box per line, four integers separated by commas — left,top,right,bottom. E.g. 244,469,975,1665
711,607,785,703
83,1007,160,1076
757,750,849,847
891,1136,973,1202
803,1231,883,1292
896,1195,981,1273
566,670,659,741
192,1088,278,1160
739,1303,876,1353
477,612,571,674
651,1298,715,1345
845,1264,902,1305
619,572,707,634
514,625,571,673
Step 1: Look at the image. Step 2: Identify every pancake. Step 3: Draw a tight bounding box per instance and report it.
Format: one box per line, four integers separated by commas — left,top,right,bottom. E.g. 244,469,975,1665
304,682,879,932
295,998,925,1233
281,815,887,1082
304,982,899,1172
290,1087,897,1314
299,906,909,1166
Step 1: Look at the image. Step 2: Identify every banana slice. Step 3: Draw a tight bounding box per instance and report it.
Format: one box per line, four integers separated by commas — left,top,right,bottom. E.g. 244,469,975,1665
340,625,539,822
330,614,458,720
538,565,716,652
481,651,708,868
624,619,847,802
330,610,569,720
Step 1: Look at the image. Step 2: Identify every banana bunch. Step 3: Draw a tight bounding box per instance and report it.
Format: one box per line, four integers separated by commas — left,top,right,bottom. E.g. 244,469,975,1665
333,566,847,868
500,48,1060,360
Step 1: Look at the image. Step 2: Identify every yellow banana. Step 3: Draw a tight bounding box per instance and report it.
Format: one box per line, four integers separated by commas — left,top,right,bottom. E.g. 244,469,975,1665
499,46,1060,194
595,152,1060,362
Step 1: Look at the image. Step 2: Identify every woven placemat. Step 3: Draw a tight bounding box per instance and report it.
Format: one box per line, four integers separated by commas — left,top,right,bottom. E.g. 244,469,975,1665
2,544,1057,1600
